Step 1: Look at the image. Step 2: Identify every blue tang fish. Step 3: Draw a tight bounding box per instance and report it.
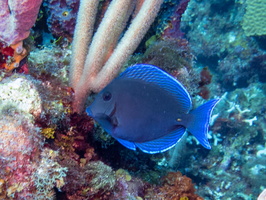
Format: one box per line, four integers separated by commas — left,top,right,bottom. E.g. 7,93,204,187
86,64,219,154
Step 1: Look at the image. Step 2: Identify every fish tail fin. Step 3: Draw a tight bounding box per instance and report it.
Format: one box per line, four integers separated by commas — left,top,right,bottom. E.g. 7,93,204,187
187,99,220,149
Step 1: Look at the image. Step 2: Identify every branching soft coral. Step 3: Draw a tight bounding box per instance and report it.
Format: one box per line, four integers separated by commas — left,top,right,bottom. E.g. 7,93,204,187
70,0,164,113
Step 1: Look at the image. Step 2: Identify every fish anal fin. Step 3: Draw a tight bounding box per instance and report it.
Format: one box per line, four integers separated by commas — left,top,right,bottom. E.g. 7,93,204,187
135,126,186,154
115,138,136,151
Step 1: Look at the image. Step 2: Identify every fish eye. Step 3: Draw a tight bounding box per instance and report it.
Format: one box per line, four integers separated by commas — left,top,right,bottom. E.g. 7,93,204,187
102,91,112,101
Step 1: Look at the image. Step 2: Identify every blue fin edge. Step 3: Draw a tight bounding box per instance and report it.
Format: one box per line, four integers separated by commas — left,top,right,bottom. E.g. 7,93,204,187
119,64,192,112
135,127,186,154
115,138,136,151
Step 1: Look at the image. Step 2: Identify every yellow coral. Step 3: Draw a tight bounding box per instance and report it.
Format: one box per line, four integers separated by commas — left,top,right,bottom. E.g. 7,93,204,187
3,41,28,72
0,179,5,194
6,183,24,198
242,0,266,36
41,127,56,139
115,168,132,181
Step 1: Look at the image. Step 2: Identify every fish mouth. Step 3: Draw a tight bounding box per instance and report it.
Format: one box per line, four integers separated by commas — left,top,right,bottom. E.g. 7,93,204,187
86,103,116,120
95,104,116,121
109,103,116,118
94,113,110,121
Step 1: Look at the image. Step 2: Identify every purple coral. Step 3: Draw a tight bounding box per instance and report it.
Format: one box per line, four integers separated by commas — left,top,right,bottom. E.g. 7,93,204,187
0,0,42,45
44,0,80,38
162,0,190,39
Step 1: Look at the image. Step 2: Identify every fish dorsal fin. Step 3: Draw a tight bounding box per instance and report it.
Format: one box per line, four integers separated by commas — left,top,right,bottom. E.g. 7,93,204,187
115,137,136,151
119,64,192,112
134,126,186,154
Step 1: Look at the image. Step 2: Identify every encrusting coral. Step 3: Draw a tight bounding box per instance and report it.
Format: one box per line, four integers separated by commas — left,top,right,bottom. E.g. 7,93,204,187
43,0,80,38
0,111,67,199
59,157,116,199
0,41,29,72
0,0,42,72
0,74,42,116
0,113,43,199
158,172,203,200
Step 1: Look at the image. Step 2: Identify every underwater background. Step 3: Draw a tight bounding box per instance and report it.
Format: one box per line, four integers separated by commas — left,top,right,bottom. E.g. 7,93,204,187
0,0,265,199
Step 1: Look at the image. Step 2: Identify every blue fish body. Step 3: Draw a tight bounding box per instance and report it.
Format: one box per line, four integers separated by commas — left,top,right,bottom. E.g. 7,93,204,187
86,64,219,154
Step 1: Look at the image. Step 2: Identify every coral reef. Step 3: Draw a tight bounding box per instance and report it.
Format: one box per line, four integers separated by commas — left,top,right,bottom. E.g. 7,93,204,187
59,158,116,199
158,172,203,200
0,109,67,199
43,0,80,38
180,0,266,90
34,149,68,199
0,43,14,69
0,112,43,199
0,41,29,73
198,67,213,99
161,0,190,39
28,44,71,84
181,0,246,57
0,0,265,199
0,0,42,45
179,82,266,199
0,74,42,116
111,171,145,200
141,39,199,96
0,0,42,74
0,45,95,199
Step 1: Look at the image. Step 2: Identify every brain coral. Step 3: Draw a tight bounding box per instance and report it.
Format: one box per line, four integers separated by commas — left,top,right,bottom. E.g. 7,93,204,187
242,0,266,36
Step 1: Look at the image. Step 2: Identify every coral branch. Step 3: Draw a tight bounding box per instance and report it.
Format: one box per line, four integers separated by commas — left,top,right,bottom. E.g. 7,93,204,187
70,0,164,113
69,0,99,90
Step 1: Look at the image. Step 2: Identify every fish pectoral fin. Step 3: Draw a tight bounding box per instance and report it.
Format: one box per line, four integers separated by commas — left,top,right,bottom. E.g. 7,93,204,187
135,126,186,154
115,137,136,151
